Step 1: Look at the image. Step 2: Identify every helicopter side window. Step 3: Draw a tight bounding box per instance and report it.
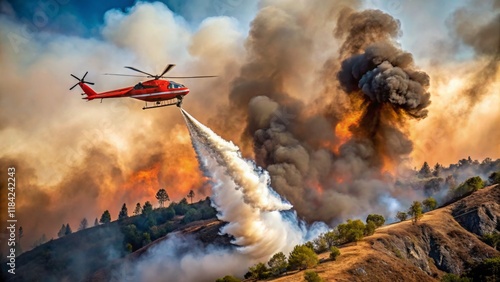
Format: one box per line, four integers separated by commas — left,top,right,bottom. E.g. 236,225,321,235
134,82,144,90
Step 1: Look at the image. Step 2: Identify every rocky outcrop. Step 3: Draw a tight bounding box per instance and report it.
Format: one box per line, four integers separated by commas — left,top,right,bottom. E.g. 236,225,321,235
451,184,499,236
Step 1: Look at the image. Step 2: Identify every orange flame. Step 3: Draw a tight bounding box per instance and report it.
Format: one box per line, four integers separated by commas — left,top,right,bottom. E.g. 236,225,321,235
332,111,362,153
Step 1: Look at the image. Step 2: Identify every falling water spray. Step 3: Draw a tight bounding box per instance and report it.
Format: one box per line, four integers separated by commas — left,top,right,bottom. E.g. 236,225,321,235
180,108,325,259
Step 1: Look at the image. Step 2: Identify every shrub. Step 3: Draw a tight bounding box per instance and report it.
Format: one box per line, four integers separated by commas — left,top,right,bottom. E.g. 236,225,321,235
366,214,385,227
337,219,365,244
329,246,340,261
482,233,499,250
453,176,485,198
466,257,500,281
422,197,437,211
288,244,319,270
304,270,323,282
440,273,470,282
248,262,270,279
364,221,376,236
396,211,408,222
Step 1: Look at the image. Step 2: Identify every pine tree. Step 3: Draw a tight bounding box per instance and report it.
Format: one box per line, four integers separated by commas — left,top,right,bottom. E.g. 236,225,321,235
142,201,153,215
100,210,111,224
155,189,170,207
65,224,72,235
79,218,88,231
133,203,141,215
94,218,99,226
187,190,195,204
419,162,432,178
432,163,442,177
58,224,66,238
118,203,128,220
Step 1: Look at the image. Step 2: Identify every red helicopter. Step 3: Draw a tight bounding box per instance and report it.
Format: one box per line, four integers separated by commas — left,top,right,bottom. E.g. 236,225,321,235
70,64,216,109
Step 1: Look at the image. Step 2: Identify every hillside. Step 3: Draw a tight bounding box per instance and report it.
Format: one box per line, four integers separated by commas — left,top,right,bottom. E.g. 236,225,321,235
1,199,226,282
270,185,500,282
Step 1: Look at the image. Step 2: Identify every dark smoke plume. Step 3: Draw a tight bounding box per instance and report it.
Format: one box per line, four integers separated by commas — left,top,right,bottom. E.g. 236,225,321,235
221,5,433,224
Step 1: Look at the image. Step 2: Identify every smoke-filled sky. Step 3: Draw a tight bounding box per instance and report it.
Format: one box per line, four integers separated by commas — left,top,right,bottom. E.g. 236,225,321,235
0,0,499,248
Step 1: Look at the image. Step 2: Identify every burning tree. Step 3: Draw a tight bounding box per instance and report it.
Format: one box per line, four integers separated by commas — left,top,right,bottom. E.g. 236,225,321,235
155,188,170,207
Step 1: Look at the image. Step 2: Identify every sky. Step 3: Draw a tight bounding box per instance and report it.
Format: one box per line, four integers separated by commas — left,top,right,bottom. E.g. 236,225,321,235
0,0,498,249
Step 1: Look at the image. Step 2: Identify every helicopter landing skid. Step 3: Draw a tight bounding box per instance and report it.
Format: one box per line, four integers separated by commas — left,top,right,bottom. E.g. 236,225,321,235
142,98,182,110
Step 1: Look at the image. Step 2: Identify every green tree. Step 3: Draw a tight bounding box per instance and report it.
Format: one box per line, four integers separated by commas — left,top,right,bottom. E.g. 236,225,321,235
419,162,432,178
304,271,323,282
187,189,195,204
329,246,340,261
248,262,270,279
100,210,111,224
133,203,141,215
396,211,408,222
288,244,319,270
422,197,437,211
337,219,366,244
142,201,153,215
366,214,385,228
488,171,500,185
313,236,328,253
408,201,423,224
182,208,202,223
215,275,241,282
453,176,485,198
322,230,338,248
57,224,66,238
118,203,128,220
78,218,88,231
155,188,170,208
173,198,190,215
65,223,72,235
268,252,288,276
364,221,376,236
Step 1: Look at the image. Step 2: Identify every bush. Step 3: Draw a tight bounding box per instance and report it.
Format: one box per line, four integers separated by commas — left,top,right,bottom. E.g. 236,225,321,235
440,273,470,282
466,257,500,281
313,236,329,253
288,244,319,270
396,211,408,222
304,270,323,282
422,197,437,211
366,214,385,227
248,262,270,279
329,246,340,261
215,275,241,282
337,219,365,244
482,233,499,250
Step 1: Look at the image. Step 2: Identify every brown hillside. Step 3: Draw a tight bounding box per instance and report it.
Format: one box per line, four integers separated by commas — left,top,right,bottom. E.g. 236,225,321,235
270,185,499,282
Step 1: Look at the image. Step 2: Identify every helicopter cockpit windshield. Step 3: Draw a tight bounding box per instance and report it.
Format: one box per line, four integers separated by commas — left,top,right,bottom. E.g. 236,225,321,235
168,82,185,89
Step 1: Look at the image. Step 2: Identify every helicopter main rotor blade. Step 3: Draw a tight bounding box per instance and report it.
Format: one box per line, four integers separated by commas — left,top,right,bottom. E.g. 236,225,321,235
124,66,155,77
70,83,79,90
104,73,149,77
161,75,218,79
159,64,176,78
71,74,80,80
